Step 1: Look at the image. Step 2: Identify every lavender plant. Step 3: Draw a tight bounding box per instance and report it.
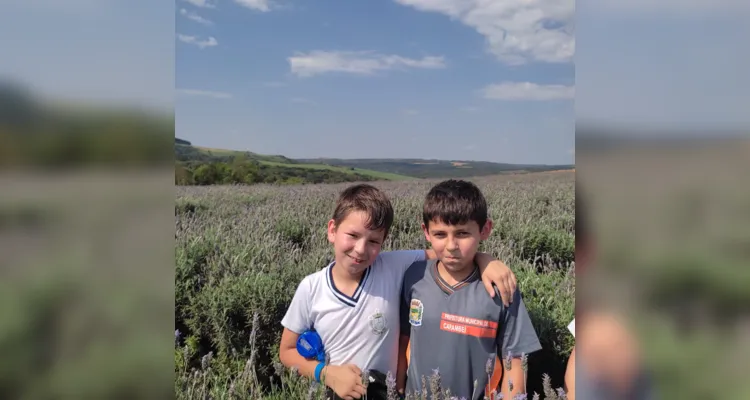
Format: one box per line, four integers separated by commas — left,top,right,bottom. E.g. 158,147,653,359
175,173,575,399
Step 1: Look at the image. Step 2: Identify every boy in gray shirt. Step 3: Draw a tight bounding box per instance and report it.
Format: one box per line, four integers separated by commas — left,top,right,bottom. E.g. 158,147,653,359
397,179,542,400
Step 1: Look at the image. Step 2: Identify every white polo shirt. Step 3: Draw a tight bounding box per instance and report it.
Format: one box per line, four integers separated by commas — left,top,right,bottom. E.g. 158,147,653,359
281,250,426,375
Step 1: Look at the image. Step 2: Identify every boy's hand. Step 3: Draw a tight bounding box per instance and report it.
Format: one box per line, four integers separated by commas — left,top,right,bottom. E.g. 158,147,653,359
476,255,517,306
324,364,367,399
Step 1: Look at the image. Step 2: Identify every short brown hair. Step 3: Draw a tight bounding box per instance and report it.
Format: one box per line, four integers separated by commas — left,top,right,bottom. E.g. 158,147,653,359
423,179,488,229
332,184,394,238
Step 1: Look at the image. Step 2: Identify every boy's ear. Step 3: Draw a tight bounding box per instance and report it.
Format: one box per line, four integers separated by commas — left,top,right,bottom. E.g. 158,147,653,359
421,222,430,241
480,219,493,240
327,219,337,243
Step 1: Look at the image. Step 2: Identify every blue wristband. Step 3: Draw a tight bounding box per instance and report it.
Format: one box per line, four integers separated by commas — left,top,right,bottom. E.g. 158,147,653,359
314,362,325,383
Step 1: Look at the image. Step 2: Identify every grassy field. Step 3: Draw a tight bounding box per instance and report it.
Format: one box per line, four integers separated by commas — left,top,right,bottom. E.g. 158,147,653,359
175,171,575,399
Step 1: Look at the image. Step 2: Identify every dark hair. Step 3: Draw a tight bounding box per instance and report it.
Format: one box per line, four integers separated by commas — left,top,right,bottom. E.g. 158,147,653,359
423,179,488,229
332,184,394,238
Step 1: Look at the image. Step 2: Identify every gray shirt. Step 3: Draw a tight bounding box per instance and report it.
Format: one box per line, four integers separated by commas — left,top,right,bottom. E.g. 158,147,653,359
400,259,542,400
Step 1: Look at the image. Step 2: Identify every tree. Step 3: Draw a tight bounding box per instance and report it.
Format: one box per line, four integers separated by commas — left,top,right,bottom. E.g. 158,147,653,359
193,164,219,185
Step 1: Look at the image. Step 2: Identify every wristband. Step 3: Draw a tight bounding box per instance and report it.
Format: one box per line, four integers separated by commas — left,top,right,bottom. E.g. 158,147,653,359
314,362,325,383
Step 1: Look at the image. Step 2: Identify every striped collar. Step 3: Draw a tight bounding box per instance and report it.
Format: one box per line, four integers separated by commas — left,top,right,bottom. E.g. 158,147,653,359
432,259,479,295
326,261,371,307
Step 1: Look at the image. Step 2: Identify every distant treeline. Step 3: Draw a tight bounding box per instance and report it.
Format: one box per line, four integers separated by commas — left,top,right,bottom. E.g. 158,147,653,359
296,158,575,179
176,157,377,185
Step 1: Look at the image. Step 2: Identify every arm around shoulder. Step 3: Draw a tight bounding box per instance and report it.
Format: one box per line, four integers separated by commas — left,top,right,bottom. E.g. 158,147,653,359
474,252,517,306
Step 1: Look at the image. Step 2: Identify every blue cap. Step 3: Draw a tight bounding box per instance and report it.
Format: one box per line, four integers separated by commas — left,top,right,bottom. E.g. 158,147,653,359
297,330,326,362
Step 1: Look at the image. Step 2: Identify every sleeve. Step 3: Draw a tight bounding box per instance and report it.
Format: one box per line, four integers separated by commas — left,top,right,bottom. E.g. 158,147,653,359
280,276,313,334
496,290,543,358
378,250,427,279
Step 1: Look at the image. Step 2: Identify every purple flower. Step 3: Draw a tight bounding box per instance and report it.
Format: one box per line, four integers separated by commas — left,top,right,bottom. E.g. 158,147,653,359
386,371,398,400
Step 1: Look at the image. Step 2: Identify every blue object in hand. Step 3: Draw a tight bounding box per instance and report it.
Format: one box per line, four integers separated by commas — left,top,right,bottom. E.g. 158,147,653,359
297,330,326,362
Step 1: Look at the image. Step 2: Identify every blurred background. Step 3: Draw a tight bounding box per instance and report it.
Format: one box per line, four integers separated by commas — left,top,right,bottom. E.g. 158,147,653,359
0,0,175,398
0,0,748,399
576,0,750,399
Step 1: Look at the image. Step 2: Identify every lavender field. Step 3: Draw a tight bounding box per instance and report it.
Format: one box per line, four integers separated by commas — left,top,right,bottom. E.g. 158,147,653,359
175,171,576,399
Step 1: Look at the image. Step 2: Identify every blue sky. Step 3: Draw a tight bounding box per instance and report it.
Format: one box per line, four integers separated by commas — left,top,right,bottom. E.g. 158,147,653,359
1,1,746,163
175,0,575,164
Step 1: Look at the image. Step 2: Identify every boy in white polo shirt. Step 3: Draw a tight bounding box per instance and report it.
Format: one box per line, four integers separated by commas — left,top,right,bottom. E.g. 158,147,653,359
278,184,518,400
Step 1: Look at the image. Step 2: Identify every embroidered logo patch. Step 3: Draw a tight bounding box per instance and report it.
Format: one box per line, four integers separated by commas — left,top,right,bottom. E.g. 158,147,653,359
369,310,387,335
409,299,424,326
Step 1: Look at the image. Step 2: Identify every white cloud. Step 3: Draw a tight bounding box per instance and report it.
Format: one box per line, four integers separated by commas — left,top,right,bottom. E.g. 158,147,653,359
234,0,272,12
393,0,574,65
178,89,232,99
480,82,574,101
177,34,218,49
179,9,212,25
288,50,446,77
183,0,216,8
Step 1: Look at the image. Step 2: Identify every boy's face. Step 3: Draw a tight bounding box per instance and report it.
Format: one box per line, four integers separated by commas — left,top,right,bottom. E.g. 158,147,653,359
327,210,386,277
422,218,492,272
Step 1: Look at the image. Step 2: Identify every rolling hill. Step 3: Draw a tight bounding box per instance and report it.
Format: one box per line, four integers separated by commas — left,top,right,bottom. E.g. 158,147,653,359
175,138,574,182
175,141,414,183
296,157,574,179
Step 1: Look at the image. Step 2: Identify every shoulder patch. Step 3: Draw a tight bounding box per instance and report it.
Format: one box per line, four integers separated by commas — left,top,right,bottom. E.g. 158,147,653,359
409,299,424,326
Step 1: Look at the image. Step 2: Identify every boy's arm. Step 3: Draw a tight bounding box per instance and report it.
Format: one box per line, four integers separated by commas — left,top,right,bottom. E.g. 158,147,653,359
279,329,366,399
278,278,320,377
565,346,576,400
500,358,527,399
475,252,517,306
495,289,543,395
279,328,329,378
